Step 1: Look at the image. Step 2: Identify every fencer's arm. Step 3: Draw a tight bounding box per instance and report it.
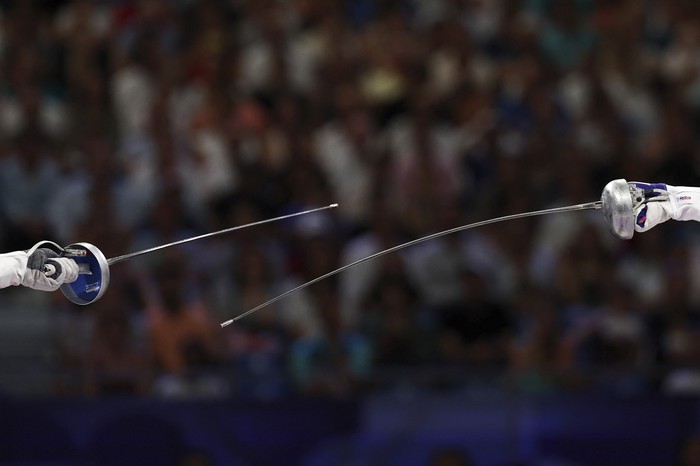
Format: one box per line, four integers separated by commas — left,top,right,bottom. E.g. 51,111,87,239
634,183,700,232
667,185,700,222
0,252,30,288
0,244,79,291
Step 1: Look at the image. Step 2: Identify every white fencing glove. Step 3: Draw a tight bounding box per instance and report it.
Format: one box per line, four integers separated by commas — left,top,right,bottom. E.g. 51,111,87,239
631,182,700,233
21,241,79,291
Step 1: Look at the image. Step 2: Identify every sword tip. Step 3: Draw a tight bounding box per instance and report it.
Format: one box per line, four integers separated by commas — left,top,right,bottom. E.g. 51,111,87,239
330,203,339,208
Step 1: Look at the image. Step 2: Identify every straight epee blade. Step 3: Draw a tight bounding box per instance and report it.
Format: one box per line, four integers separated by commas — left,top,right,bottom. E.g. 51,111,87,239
58,204,339,305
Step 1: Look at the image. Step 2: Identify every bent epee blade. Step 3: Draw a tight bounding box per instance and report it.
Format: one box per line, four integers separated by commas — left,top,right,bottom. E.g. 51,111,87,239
221,178,638,327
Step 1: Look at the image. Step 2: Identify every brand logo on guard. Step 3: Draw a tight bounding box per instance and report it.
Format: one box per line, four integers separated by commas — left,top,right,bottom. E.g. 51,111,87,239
679,196,692,201
85,283,101,293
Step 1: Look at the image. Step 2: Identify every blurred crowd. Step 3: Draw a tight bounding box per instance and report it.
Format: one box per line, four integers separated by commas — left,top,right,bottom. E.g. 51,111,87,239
2,0,700,399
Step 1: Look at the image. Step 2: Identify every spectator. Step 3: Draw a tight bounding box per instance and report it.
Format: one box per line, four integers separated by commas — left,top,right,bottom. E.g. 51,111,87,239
0,128,58,250
83,294,151,396
225,242,291,398
313,84,378,228
365,272,426,366
289,281,372,396
435,269,512,366
143,253,226,397
509,287,575,394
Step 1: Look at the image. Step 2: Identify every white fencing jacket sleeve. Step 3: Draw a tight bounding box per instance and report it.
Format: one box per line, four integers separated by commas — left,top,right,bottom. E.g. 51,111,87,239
635,184,700,232
0,251,28,288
